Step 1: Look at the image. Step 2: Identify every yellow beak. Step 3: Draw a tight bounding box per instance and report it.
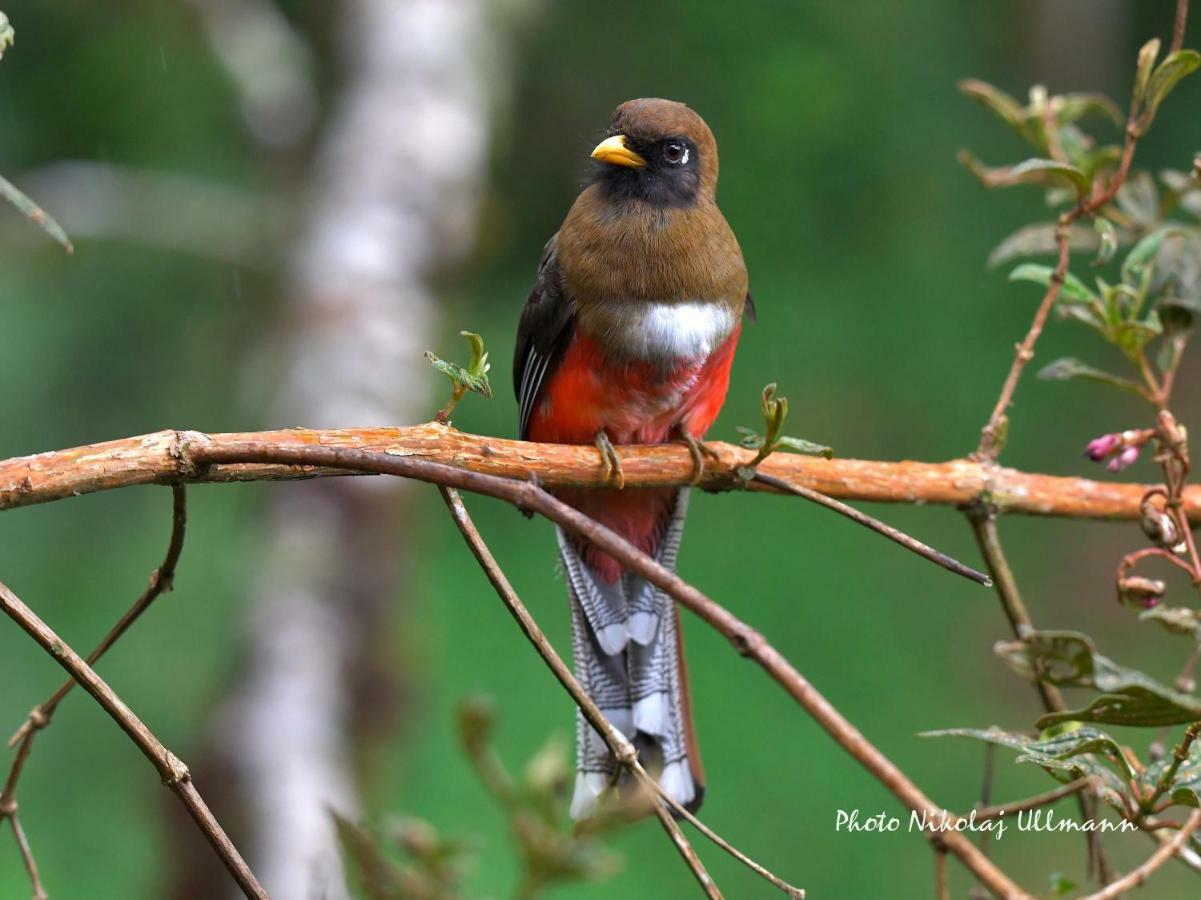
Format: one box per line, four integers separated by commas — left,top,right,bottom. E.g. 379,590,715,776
591,134,646,169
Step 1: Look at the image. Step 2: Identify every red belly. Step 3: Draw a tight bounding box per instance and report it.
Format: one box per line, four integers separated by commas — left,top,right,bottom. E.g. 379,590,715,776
527,323,740,581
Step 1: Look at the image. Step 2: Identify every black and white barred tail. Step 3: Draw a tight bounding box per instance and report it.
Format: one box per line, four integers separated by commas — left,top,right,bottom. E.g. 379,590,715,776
558,488,704,818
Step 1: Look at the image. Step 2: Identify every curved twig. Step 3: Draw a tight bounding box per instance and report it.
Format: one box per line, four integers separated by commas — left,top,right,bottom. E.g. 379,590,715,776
0,581,265,899
187,440,1028,898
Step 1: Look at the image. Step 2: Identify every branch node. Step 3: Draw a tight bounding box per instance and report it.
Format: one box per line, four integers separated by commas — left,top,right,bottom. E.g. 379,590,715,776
170,429,208,480
161,750,191,786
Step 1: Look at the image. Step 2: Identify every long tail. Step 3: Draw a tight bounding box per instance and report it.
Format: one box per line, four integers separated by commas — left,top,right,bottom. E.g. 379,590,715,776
558,488,705,819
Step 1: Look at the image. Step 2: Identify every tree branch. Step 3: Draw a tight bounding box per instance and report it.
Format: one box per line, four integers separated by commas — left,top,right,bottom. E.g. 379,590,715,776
974,777,1096,822
7,485,187,751
7,814,47,900
1,486,187,895
0,424,1194,522
754,471,989,584
653,802,724,900
0,581,265,899
180,441,1028,898
438,485,803,898
1082,810,1201,900
1173,0,1190,54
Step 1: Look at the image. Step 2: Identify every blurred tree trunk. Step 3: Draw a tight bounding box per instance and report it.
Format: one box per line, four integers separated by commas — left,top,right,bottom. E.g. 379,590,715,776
171,1,499,897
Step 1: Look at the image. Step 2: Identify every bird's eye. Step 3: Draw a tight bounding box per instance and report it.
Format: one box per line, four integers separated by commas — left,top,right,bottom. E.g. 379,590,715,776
663,142,688,165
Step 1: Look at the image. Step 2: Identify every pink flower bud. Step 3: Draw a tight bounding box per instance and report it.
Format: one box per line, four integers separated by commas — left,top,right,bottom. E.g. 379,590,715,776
1107,445,1140,472
1085,433,1122,461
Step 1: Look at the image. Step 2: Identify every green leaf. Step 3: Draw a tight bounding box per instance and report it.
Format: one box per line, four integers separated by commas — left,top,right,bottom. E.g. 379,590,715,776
738,383,830,468
1054,93,1122,127
1094,217,1118,265
1134,38,1162,106
921,726,1133,811
1071,143,1124,181
987,222,1098,267
995,630,1201,727
734,426,833,459
1049,872,1078,896
1144,49,1201,123
1139,605,1201,638
1142,739,1201,809
1121,227,1172,282
1115,171,1162,228
775,436,834,458
1037,357,1146,396
425,331,493,422
1112,312,1162,360
958,79,1027,132
1056,303,1108,335
959,152,1090,195
1009,263,1096,302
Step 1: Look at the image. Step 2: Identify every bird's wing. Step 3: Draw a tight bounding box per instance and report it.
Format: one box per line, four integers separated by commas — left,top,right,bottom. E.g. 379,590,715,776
513,233,576,439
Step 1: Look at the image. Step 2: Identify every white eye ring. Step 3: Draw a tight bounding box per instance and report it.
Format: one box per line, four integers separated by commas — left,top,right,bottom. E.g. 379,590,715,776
664,143,689,165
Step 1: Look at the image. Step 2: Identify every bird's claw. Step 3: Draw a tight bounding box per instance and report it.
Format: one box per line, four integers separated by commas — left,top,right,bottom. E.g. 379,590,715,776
677,430,719,486
595,430,625,489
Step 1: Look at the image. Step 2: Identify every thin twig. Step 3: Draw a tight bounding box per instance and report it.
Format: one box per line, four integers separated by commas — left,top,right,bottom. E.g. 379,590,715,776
437,485,804,898
1144,722,1201,816
1,487,187,894
1172,0,1190,54
8,814,47,900
974,778,1096,822
975,30,1157,463
1081,810,1201,900
966,509,1064,712
0,581,265,899
966,507,1114,883
8,484,187,753
191,442,1026,898
975,219,1074,460
752,470,990,585
934,845,949,900
653,802,724,900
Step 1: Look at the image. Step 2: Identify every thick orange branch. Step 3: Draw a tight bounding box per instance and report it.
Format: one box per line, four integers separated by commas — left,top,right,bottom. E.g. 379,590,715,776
0,421,1192,521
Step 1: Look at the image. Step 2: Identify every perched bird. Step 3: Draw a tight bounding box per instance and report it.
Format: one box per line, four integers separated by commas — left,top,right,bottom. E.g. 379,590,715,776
513,98,749,817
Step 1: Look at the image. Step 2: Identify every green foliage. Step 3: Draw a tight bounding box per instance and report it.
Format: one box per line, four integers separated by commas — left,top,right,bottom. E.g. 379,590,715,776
1139,604,1201,638
337,698,619,900
1135,41,1201,128
736,383,833,472
965,43,1201,406
1037,358,1146,396
922,726,1132,815
334,814,469,900
994,629,1201,728
425,331,493,422
1143,739,1201,809
456,697,619,898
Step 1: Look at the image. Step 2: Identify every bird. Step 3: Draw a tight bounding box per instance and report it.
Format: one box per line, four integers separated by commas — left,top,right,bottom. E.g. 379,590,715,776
512,98,749,818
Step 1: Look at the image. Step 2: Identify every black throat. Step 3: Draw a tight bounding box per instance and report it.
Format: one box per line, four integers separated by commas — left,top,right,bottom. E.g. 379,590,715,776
592,146,701,210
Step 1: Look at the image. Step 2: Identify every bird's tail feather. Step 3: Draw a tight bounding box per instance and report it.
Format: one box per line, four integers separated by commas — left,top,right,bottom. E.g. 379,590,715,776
559,489,703,819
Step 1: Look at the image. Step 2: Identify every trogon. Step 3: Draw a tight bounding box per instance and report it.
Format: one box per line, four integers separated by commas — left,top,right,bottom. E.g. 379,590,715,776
513,98,749,817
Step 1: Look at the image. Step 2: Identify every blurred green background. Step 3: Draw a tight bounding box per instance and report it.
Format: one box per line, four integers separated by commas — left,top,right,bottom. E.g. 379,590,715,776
2,1,1201,897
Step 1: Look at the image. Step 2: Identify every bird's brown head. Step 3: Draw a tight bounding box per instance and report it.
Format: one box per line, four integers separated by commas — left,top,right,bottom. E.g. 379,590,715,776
589,98,718,208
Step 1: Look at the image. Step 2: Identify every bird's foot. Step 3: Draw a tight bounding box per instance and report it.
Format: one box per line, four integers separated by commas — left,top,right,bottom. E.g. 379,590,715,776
594,430,625,489
677,429,720,486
